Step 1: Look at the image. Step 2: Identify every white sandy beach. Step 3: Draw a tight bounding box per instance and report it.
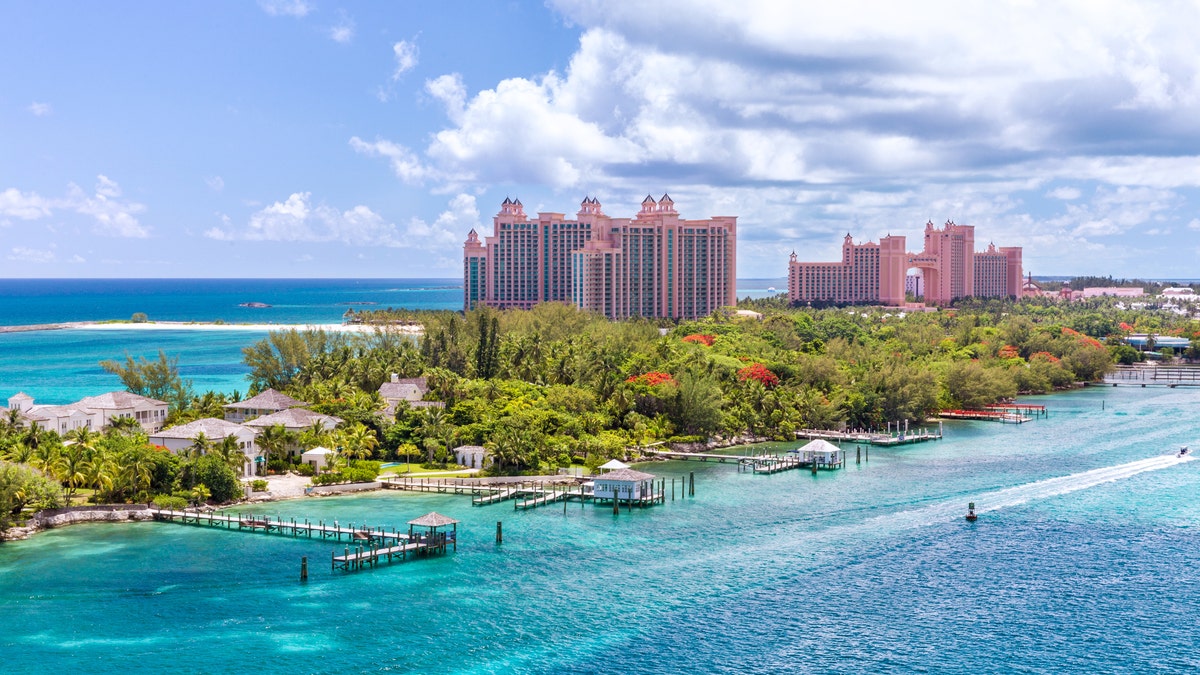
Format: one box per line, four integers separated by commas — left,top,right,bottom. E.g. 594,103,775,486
56,321,421,334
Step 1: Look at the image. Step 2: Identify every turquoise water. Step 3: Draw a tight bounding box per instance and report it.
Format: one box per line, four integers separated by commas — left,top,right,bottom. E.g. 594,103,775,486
0,278,780,404
2,385,1198,673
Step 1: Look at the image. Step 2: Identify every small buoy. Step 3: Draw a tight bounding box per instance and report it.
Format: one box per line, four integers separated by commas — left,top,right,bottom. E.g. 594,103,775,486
965,501,978,522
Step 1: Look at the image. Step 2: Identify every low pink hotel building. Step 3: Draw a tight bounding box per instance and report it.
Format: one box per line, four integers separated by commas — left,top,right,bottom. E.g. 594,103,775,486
463,195,736,320
788,220,1022,306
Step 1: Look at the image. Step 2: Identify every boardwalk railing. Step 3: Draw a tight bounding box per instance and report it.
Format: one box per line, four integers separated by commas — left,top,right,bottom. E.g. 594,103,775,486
149,508,409,543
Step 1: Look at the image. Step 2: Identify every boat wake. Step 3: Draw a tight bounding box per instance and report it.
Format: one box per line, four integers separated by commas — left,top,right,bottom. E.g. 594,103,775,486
876,453,1196,530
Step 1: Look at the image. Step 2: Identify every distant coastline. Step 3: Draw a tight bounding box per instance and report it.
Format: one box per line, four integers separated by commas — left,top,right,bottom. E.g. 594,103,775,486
0,321,419,334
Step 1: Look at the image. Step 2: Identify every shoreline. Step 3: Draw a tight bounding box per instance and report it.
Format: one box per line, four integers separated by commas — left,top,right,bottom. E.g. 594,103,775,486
0,320,421,334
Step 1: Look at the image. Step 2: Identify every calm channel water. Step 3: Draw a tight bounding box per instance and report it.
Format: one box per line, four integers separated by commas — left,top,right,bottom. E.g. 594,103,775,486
2,384,1199,674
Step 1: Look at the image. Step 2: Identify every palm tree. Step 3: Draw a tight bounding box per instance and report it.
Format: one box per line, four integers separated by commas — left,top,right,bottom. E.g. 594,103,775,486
104,416,142,436
256,424,293,473
122,452,154,501
189,432,212,459
215,434,247,474
56,442,92,505
83,454,115,498
338,423,379,462
299,420,331,451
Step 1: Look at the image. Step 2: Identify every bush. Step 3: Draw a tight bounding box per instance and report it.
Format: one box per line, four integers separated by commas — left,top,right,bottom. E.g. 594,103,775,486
152,495,188,510
349,460,382,476
294,464,315,476
267,459,290,473
342,467,378,483
184,455,241,503
249,479,268,492
131,312,148,323
311,472,343,486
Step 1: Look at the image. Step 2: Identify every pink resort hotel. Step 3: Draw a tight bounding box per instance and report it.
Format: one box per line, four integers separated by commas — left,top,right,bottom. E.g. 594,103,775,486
463,195,737,319
788,220,1022,306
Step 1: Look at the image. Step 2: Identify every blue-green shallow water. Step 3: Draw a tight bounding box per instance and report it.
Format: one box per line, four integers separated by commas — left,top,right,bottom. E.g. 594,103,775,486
0,329,266,403
2,385,1199,674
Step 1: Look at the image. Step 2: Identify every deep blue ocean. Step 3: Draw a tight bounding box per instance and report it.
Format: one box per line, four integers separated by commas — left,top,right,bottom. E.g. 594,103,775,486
1,385,1198,674
0,278,784,404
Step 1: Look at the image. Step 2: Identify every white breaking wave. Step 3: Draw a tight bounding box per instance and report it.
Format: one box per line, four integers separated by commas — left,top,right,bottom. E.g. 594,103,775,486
877,453,1196,530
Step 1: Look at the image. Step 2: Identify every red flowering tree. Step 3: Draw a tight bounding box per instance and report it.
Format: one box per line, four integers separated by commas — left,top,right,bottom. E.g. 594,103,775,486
997,345,1020,359
681,334,716,347
737,363,779,387
626,371,677,387
1030,351,1060,364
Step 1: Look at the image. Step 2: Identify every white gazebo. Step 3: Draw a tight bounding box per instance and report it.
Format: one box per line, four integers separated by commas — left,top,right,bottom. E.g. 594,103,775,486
797,439,841,466
301,446,335,472
598,459,629,473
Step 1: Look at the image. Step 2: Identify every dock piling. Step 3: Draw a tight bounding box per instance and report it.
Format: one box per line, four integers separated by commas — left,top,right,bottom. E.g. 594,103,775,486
496,521,502,545
300,556,308,582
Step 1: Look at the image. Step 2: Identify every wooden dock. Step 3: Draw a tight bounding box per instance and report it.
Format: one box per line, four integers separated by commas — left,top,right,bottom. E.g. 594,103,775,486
149,508,409,543
984,403,1047,417
939,409,1031,423
645,449,844,472
795,427,942,446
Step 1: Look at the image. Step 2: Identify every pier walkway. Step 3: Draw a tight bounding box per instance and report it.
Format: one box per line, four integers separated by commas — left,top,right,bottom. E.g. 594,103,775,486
795,427,942,446
149,508,409,544
644,449,844,472
939,409,1031,423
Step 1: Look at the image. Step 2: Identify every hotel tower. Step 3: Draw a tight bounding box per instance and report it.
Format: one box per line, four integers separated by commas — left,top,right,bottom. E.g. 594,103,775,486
464,195,737,320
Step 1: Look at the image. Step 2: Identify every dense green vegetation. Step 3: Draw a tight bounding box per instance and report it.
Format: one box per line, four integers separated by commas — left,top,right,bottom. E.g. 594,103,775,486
4,295,1198,527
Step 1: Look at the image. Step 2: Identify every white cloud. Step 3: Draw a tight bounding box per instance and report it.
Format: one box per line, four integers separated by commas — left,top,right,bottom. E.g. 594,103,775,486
404,193,481,246
8,246,56,263
426,73,466,123
27,102,52,116
208,192,404,247
258,0,312,17
391,40,419,80
0,188,54,220
0,177,149,238
1047,187,1082,200
329,14,355,43
1188,218,1200,231
206,192,477,252
68,176,150,238
206,176,225,192
349,137,434,184
69,254,86,263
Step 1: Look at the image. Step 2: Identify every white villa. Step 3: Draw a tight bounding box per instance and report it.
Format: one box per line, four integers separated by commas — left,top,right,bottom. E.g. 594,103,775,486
591,468,657,502
223,388,309,423
242,408,343,458
4,391,169,434
149,417,261,477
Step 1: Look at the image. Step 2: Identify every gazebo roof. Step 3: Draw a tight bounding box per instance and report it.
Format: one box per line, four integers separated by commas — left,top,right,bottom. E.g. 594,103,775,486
596,468,655,482
599,459,629,470
408,512,459,527
301,446,335,457
800,439,841,454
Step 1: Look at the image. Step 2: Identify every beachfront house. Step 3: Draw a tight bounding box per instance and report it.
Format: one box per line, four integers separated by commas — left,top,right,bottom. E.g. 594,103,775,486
223,388,308,423
592,468,656,502
452,445,490,469
301,446,335,472
149,418,261,477
74,392,170,433
242,408,343,457
5,391,169,434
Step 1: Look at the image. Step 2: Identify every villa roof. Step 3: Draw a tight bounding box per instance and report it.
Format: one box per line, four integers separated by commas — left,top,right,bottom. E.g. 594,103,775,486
799,439,841,454
379,383,423,401
301,446,335,457
242,408,342,430
151,417,249,440
408,512,459,527
75,391,167,409
599,459,629,470
453,445,488,453
596,468,656,482
8,392,32,402
225,388,308,411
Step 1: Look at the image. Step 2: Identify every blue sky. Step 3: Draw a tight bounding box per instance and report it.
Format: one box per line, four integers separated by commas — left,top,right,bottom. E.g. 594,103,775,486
3,1,1200,279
